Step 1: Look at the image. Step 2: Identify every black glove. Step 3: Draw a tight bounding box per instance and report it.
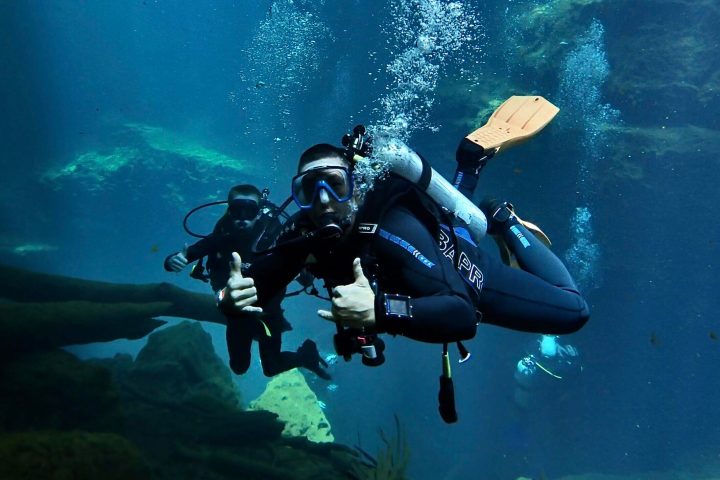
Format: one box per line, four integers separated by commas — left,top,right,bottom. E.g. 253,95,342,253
456,138,490,173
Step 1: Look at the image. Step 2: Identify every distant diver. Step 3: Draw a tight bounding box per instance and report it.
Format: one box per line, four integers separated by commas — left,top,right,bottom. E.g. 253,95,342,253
165,184,330,380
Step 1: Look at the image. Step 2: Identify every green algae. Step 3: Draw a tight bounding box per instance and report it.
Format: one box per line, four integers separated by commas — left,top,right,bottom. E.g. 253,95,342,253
43,122,258,193
123,122,255,173
43,147,141,189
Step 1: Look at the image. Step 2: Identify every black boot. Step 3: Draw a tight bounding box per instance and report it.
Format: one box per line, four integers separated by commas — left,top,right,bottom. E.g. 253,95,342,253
479,197,518,236
297,339,331,380
456,138,493,173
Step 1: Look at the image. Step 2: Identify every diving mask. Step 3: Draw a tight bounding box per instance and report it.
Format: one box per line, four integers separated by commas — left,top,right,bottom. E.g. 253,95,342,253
291,166,354,210
228,199,260,221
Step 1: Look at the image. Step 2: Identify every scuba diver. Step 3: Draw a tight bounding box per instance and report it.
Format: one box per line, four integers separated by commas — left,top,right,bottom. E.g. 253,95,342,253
164,184,330,380
508,334,582,477
220,97,590,421
513,334,582,410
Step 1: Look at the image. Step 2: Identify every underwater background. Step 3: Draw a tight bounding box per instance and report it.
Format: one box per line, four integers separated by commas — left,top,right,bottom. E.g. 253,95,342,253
1,1,719,479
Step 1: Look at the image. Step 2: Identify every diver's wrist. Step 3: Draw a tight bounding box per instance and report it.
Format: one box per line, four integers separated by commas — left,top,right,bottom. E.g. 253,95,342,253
375,292,412,335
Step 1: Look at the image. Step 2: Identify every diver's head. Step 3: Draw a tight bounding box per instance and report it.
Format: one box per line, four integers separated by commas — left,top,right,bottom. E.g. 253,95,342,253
293,143,358,237
539,335,559,358
227,184,262,231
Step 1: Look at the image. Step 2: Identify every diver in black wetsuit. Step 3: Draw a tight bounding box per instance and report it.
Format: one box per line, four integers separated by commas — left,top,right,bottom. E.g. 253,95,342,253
221,142,589,348
164,184,329,379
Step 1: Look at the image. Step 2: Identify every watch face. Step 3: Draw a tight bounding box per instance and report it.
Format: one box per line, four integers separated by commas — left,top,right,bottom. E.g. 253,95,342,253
387,298,409,316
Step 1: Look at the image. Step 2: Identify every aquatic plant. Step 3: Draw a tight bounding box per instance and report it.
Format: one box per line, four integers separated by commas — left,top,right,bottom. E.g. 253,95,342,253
42,147,141,191
350,414,410,480
42,123,256,196
124,122,255,173
0,308,368,479
248,369,335,443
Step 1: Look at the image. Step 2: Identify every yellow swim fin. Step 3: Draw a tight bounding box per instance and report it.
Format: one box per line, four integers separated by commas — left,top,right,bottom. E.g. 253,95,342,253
466,95,558,267
465,95,560,154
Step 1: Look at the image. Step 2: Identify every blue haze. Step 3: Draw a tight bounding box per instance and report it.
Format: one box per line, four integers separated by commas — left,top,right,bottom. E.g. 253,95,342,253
1,1,719,479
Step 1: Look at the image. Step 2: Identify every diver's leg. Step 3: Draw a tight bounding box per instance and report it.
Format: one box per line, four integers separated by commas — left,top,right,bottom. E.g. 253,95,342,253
453,139,493,199
478,250,589,334
485,200,577,289
226,316,253,375
476,201,589,333
257,327,297,377
258,329,330,380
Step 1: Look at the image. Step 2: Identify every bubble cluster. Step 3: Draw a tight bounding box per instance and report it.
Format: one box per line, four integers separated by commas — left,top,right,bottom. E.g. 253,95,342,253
564,207,602,290
350,134,414,204
559,20,621,168
558,20,620,290
245,2,330,93
236,0,333,166
372,0,483,143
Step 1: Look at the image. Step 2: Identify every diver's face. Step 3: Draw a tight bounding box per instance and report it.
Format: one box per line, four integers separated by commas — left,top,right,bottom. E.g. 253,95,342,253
297,157,357,232
228,193,260,230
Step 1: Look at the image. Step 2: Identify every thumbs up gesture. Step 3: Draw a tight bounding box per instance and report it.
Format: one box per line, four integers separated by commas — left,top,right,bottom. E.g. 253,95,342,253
223,252,263,313
318,258,375,329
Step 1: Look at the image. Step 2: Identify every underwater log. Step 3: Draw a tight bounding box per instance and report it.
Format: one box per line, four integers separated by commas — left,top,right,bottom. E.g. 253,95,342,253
0,264,226,357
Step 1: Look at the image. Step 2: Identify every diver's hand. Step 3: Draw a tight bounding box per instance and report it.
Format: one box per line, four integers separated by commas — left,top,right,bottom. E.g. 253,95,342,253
165,245,189,272
222,252,263,314
318,258,375,329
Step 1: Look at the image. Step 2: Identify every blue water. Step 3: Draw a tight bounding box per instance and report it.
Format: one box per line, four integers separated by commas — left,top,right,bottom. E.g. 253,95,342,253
2,1,719,478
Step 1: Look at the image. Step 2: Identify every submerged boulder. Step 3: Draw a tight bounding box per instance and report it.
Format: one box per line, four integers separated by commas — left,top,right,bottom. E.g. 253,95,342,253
248,369,334,443
0,431,152,480
127,320,240,410
0,350,122,432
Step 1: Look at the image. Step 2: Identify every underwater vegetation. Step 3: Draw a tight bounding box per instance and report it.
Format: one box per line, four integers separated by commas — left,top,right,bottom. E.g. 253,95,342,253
350,414,410,480
0,263,406,479
42,122,259,207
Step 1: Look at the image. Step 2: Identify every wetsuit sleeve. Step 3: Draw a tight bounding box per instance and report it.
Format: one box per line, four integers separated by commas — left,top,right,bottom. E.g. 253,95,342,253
184,235,220,263
163,236,219,271
373,206,478,343
184,215,234,263
244,241,306,308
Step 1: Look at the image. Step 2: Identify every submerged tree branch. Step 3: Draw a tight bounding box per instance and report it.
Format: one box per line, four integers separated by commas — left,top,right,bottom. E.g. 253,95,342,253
0,264,226,357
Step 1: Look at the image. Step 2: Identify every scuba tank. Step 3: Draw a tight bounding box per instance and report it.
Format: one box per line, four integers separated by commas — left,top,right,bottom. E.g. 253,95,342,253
344,127,488,243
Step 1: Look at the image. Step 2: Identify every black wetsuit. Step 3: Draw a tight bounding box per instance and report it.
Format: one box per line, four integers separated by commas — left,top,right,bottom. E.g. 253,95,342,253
248,176,589,344
168,213,268,291
165,211,323,377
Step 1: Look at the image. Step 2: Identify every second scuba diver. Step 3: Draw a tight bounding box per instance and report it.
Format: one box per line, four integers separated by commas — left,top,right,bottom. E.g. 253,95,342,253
165,184,330,380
